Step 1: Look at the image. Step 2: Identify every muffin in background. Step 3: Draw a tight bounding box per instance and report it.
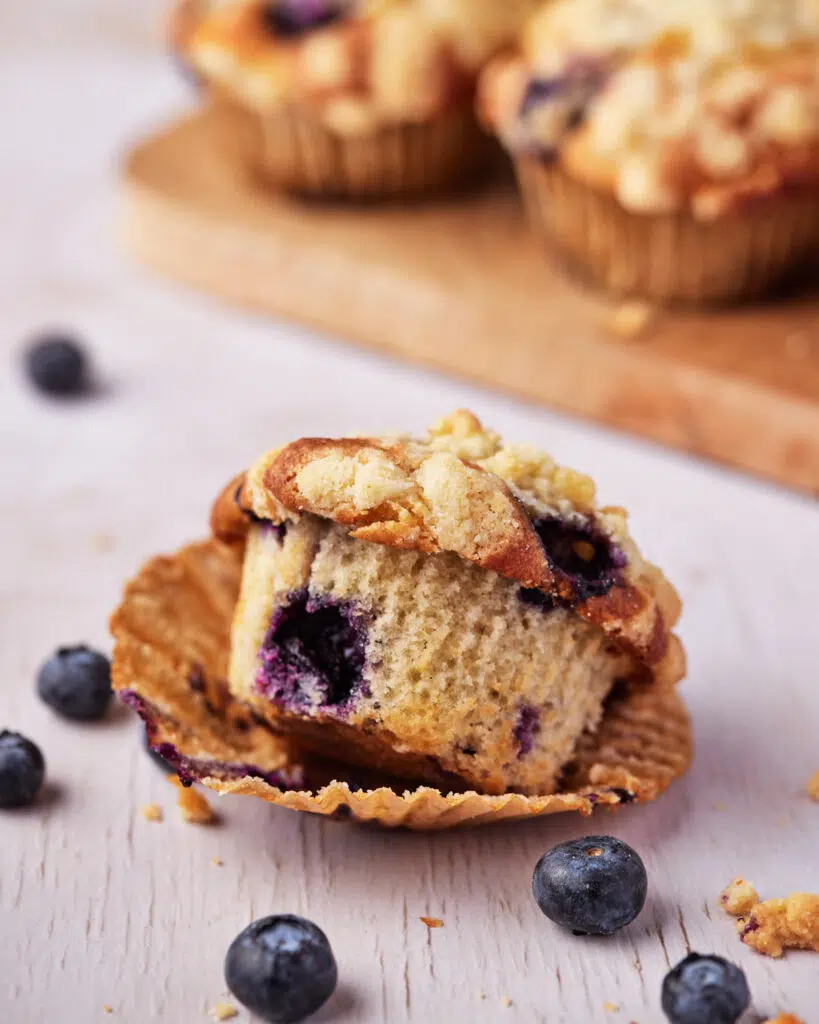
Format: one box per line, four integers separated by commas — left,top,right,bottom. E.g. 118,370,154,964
174,0,538,198
212,410,684,795
479,0,819,303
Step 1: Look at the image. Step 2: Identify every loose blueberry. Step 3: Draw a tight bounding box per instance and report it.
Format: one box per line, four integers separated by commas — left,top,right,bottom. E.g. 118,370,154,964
662,953,750,1024
24,333,88,396
0,731,46,808
37,646,112,721
225,914,337,1023
532,835,647,936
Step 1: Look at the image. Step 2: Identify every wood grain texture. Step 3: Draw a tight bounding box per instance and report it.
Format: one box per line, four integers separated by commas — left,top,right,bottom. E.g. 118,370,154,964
121,108,819,496
2,8,819,1024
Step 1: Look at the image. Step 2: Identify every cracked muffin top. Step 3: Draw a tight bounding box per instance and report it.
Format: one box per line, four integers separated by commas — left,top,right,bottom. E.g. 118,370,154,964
212,410,685,684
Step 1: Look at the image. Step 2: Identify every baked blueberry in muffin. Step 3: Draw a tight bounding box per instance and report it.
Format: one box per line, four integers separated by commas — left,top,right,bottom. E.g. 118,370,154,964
211,410,684,795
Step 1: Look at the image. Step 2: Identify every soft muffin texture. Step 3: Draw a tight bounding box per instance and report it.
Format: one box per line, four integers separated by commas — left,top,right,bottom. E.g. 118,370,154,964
230,516,634,794
179,0,539,134
480,0,819,219
217,410,684,796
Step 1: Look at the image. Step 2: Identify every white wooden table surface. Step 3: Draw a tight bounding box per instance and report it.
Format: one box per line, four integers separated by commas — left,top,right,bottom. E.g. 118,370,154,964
2,4,818,1022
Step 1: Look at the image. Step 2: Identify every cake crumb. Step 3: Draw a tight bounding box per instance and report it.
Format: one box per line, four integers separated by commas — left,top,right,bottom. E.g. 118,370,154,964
140,803,163,823
764,1015,804,1024
737,892,819,958
604,1002,619,1012
92,532,116,552
476,991,486,1000
211,1003,238,1021
608,300,655,338
169,775,216,825
807,771,819,801
720,878,759,916
211,856,224,867
103,1007,113,1015
420,916,443,929
502,996,513,1008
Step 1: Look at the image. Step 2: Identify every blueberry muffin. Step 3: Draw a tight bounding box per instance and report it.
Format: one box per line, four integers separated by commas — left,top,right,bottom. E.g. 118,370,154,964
174,0,538,197
211,410,684,795
479,0,819,303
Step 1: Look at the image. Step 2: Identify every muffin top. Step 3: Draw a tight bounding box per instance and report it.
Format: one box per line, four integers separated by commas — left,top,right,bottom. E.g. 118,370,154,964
176,0,537,134
479,0,819,218
212,410,684,683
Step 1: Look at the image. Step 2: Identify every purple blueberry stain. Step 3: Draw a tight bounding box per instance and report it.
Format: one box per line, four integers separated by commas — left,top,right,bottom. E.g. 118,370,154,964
513,703,541,758
257,589,370,715
533,516,626,603
518,59,610,155
262,0,348,37
119,689,304,790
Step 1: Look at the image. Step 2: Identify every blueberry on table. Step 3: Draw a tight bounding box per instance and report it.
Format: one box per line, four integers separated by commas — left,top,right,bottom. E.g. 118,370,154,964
37,646,112,721
0,731,46,808
24,333,89,396
225,915,337,1023
662,953,750,1024
532,835,647,936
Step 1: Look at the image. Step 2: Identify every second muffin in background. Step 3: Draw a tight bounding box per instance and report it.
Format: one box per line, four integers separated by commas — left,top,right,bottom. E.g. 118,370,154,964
175,0,538,198
480,0,819,304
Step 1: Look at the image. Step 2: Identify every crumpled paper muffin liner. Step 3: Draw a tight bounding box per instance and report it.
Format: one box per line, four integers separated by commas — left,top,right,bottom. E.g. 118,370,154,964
110,538,692,830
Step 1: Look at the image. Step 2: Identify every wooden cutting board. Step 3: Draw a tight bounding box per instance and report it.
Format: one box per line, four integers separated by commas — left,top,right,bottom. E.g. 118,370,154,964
121,108,819,496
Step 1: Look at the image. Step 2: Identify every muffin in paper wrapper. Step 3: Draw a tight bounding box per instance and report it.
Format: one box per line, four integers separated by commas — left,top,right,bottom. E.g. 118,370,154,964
110,537,691,829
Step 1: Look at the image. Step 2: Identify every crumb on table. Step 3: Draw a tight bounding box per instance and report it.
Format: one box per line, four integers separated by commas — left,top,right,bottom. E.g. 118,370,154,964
502,996,513,1008
737,892,819,958
211,856,224,867
607,300,655,339
211,1003,238,1021
720,877,759,916
420,916,443,929
807,770,819,801
169,775,216,825
603,1002,618,1013
764,1015,805,1024
103,1007,113,1015
140,803,163,823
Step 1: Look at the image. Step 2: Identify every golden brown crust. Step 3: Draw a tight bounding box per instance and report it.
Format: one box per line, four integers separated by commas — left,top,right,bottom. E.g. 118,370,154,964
110,537,692,829
218,411,683,680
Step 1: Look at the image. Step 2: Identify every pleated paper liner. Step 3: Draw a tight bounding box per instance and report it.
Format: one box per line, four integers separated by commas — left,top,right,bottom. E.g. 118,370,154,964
516,157,819,304
110,538,692,830
254,103,494,199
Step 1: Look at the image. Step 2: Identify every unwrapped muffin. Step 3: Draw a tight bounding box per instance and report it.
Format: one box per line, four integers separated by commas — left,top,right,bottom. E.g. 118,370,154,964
479,0,819,303
174,0,538,197
212,410,684,795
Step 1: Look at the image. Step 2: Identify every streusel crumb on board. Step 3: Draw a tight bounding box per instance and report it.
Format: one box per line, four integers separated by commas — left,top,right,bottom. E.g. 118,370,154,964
169,775,216,824
807,770,819,800
764,1015,805,1024
720,877,760,917
140,803,163,823
211,1002,238,1021
728,889,819,958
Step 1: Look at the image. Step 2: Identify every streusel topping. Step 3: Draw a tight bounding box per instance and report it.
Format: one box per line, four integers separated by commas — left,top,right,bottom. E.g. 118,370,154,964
180,0,537,133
